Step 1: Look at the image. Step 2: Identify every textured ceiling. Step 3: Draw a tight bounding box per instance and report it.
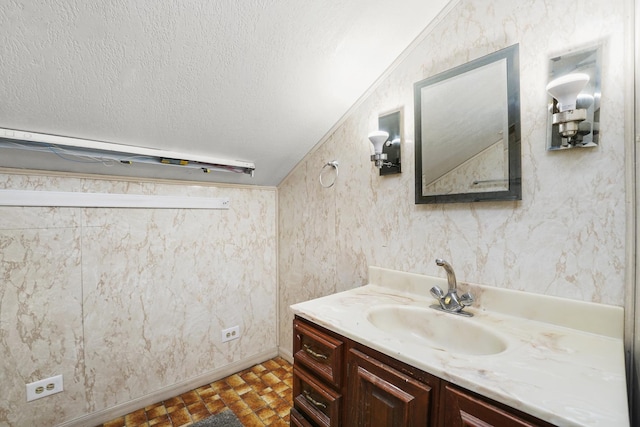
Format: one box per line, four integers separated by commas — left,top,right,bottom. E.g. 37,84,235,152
0,0,451,186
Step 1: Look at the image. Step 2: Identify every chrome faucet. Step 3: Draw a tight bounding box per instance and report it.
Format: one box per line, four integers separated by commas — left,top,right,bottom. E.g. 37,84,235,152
430,258,474,317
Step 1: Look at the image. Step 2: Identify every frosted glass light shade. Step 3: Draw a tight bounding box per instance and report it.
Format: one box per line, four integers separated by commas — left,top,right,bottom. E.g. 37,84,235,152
546,73,590,112
368,131,389,154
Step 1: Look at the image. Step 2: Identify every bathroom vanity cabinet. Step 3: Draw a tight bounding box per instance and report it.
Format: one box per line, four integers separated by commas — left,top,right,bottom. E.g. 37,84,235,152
290,266,629,426
292,316,555,427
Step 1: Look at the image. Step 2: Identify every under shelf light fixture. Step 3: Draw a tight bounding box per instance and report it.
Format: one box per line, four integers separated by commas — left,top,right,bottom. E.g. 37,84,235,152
0,128,255,176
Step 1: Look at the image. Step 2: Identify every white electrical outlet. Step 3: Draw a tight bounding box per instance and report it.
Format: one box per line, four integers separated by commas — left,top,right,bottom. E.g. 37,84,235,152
26,374,63,402
221,325,240,343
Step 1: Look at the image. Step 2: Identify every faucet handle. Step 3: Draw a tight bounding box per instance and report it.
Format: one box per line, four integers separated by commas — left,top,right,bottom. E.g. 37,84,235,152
430,286,444,301
459,292,474,307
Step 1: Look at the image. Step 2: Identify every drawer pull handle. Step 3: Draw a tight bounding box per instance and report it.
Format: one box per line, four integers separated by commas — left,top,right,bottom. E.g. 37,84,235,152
303,344,328,360
303,390,327,409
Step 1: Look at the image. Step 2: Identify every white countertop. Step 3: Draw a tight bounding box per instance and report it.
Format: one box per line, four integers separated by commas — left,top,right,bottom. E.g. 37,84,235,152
290,266,629,427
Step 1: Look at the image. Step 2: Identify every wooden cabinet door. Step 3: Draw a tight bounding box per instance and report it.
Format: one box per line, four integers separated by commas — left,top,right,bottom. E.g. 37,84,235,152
346,348,433,427
442,384,555,427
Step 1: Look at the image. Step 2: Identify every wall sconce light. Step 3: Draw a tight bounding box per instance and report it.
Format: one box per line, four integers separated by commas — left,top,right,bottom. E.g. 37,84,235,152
369,130,389,168
546,73,589,139
546,44,602,150
369,109,403,174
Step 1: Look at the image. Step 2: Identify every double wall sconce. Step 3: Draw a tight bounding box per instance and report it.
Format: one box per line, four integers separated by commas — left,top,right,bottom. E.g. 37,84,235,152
368,109,402,175
546,44,602,150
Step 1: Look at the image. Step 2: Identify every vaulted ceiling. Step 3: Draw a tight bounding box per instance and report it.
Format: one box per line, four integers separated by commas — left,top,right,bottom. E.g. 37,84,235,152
0,0,451,186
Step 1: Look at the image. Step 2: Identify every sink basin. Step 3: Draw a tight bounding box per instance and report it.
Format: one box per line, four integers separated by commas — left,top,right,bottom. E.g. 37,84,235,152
366,305,507,356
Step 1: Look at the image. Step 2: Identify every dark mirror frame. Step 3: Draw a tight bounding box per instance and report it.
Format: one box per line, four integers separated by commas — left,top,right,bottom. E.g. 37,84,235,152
414,44,522,204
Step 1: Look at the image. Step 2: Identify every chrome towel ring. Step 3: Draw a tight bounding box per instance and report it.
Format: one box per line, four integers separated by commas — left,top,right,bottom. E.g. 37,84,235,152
319,161,339,188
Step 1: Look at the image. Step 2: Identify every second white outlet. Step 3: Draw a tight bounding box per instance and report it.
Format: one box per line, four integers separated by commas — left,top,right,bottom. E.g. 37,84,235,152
26,374,63,402
221,325,240,343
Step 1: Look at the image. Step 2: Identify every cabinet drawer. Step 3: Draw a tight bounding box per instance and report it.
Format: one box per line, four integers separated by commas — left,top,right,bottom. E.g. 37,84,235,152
294,317,344,388
290,407,316,427
293,366,342,427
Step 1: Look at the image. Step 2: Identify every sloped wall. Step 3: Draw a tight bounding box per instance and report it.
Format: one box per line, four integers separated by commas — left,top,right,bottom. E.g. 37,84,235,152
278,0,628,355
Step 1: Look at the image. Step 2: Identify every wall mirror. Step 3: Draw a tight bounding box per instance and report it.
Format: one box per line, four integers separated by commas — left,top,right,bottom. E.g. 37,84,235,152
414,44,521,204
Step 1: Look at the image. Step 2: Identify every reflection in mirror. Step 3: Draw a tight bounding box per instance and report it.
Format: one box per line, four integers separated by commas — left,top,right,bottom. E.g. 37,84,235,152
414,44,521,204
421,60,508,194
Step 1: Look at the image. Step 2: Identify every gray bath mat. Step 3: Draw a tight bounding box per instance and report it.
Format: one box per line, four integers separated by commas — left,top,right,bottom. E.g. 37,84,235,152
190,410,243,427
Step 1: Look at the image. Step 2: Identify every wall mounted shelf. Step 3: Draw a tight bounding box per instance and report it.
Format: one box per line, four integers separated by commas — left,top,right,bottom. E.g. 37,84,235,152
0,190,230,209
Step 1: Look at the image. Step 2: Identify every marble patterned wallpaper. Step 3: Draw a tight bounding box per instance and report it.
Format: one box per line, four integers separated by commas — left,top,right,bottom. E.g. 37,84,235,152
0,172,277,426
278,0,628,355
